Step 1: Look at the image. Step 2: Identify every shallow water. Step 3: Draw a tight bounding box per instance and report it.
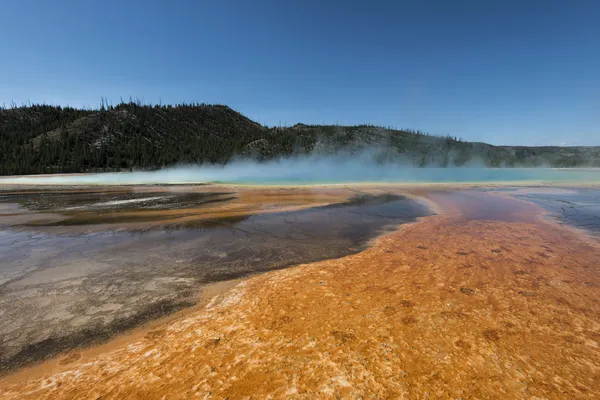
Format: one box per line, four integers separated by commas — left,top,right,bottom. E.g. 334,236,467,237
425,190,541,223
489,187,600,236
0,189,430,372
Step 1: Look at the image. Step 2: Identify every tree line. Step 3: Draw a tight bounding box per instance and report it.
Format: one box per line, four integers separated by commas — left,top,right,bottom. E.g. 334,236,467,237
1,102,598,175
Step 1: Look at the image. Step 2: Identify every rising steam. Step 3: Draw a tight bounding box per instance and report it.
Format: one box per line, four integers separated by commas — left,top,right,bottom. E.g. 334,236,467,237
1,152,599,185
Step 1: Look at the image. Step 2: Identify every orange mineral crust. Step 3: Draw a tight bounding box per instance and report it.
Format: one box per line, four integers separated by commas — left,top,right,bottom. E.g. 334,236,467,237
1,197,600,399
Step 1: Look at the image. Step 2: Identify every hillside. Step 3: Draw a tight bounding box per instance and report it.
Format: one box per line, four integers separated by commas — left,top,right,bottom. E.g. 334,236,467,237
1,102,599,175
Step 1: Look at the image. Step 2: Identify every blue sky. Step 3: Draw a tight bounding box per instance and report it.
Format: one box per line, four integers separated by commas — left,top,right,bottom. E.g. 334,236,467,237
1,0,599,146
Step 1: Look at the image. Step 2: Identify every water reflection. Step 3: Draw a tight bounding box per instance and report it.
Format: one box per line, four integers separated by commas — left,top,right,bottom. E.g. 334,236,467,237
0,191,430,372
508,188,600,235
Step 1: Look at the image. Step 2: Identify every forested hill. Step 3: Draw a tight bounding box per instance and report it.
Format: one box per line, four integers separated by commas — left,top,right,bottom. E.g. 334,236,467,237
1,102,599,175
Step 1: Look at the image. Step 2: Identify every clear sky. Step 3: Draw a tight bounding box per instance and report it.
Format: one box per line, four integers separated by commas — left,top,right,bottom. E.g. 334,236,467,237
1,0,599,146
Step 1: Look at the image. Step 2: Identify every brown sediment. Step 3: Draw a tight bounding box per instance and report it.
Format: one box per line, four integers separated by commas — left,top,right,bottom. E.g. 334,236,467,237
2,187,353,231
1,192,600,399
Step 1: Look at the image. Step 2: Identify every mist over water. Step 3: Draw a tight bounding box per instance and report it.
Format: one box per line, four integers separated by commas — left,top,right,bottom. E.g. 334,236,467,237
2,154,600,185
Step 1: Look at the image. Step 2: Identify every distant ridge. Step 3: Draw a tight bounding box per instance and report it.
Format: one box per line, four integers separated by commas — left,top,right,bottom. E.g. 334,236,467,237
1,102,599,175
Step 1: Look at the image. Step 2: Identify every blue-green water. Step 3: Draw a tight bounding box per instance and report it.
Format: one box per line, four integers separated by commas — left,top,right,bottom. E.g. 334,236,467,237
1,167,600,185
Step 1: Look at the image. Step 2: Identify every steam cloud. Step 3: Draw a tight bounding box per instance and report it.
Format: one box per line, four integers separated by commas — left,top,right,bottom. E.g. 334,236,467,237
1,152,598,185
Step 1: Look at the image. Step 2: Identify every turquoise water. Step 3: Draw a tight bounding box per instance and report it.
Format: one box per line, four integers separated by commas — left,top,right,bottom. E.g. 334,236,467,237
1,166,600,185
236,168,600,185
